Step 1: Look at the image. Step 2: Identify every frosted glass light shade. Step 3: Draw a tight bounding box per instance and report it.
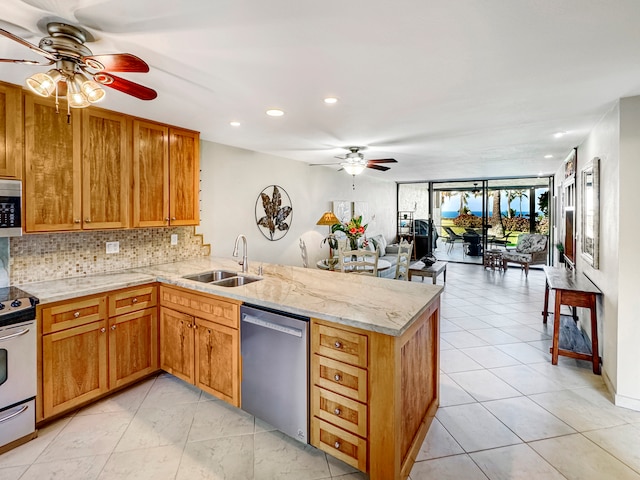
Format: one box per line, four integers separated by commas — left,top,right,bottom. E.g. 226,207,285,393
343,163,366,175
81,80,106,103
25,70,62,97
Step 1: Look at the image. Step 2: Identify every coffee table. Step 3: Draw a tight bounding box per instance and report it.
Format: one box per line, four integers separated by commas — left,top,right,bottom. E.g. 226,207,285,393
408,261,447,284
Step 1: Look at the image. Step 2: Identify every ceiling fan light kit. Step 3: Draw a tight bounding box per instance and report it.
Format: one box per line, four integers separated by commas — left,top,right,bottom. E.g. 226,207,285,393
342,162,366,176
309,146,398,176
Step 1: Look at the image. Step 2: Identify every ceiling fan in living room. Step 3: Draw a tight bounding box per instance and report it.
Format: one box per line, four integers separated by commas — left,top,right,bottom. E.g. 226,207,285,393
0,21,157,112
309,146,397,175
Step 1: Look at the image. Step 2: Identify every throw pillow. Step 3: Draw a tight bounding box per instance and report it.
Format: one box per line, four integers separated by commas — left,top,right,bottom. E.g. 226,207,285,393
369,234,386,256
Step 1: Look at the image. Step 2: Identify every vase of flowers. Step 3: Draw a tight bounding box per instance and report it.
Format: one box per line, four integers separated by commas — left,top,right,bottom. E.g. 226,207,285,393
331,215,368,251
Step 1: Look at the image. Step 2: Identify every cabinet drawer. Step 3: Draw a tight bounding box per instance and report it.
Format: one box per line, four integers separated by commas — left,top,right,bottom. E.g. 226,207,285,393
160,286,238,328
108,284,157,317
313,323,368,368
312,354,367,403
311,417,367,472
42,296,106,334
312,386,367,438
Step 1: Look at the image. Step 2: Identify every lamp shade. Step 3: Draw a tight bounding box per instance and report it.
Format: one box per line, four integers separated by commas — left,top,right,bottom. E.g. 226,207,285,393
316,211,340,226
342,163,366,175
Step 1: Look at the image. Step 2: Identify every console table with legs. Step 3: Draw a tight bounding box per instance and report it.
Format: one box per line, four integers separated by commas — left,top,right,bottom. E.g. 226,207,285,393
542,266,602,374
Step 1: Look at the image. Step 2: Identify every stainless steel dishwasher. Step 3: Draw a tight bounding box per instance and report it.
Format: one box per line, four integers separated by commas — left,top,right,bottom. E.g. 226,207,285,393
240,304,309,443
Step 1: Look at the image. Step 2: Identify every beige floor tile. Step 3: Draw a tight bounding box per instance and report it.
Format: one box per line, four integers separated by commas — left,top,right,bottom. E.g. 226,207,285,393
584,424,640,474
253,430,330,480
470,444,565,480
0,465,28,480
440,338,455,350
415,418,464,461
500,325,550,342
459,345,521,369
530,434,640,480
139,375,201,409
99,444,183,480
483,396,576,442
467,328,522,345
527,362,604,389
448,370,522,402
490,364,565,395
496,342,551,364
449,317,492,330
441,331,489,349
115,403,197,452
326,454,360,477
570,386,640,424
410,454,488,480
440,349,484,373
436,403,522,452
187,399,254,442
177,435,254,480
331,473,368,480
0,416,71,468
77,376,156,416
21,454,109,480
439,373,476,407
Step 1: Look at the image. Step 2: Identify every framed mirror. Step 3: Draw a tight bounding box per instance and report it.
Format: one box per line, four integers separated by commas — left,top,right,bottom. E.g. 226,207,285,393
580,157,600,268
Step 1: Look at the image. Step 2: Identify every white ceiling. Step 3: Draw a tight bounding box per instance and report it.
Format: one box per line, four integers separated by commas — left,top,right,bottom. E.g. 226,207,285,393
2,0,640,182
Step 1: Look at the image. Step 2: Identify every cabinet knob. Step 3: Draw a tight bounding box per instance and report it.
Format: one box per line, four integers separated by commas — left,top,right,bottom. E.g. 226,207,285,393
132,298,138,304
100,327,106,333
334,374,341,382
111,325,116,330
334,408,341,416
74,219,80,224
74,311,80,318
165,217,170,222
85,218,91,223
334,341,342,349
171,217,176,221
187,323,193,328
334,441,341,449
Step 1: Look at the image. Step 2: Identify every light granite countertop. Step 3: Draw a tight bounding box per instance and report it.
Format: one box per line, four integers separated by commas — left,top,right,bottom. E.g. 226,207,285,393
21,257,443,336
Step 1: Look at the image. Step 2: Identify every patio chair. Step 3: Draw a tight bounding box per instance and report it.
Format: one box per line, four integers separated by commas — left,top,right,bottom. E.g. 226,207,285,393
501,233,548,276
443,226,465,253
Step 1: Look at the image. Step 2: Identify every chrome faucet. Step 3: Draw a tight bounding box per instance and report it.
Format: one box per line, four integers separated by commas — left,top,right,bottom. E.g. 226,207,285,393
232,234,248,273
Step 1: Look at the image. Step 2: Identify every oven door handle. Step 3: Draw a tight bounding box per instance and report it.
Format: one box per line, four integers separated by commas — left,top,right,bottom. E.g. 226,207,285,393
0,328,30,342
0,404,29,424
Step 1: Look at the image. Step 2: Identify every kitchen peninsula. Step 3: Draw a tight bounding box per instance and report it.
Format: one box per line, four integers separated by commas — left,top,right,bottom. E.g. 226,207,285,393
24,257,442,480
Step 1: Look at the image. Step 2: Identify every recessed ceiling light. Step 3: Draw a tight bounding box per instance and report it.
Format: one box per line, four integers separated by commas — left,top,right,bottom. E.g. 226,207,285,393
544,154,553,159
324,97,338,104
553,131,567,138
230,121,241,127
266,109,284,117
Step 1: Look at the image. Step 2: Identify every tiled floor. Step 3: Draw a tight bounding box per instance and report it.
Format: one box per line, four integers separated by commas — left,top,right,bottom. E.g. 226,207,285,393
2,263,640,479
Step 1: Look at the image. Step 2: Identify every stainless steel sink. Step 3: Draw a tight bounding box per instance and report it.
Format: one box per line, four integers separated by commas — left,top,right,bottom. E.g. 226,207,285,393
182,270,238,283
210,276,262,287
182,270,262,287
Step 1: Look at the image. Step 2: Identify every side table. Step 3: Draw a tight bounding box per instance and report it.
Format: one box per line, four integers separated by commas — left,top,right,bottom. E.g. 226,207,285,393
484,249,504,271
408,261,447,284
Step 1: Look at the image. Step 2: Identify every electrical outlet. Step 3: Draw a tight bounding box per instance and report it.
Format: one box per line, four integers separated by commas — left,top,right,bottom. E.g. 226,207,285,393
106,241,119,254
171,234,178,245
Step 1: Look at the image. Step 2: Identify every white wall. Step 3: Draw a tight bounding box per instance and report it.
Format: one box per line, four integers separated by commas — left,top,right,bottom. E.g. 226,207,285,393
197,141,397,269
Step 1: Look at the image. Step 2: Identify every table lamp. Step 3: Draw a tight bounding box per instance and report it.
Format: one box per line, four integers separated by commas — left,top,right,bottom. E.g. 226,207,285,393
316,211,340,258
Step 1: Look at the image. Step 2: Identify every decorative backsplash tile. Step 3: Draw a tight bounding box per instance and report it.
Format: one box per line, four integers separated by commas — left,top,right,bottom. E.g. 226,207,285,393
9,227,210,286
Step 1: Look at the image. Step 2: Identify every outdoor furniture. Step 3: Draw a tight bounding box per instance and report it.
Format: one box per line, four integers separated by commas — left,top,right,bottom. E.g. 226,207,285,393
408,261,447,284
443,226,465,253
501,233,548,276
542,266,602,374
484,249,504,271
394,240,413,280
338,249,380,276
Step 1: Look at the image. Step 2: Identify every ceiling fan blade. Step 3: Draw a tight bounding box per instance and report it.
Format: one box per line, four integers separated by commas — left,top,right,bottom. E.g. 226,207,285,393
367,164,391,172
84,53,150,73
367,158,397,164
0,28,56,60
0,58,53,65
93,73,157,100
309,162,342,166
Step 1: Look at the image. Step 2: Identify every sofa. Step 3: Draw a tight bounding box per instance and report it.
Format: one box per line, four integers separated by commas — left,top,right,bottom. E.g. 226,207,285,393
367,234,402,279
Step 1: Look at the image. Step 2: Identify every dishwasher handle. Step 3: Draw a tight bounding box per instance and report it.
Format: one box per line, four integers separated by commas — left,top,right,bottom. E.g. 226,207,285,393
242,313,303,338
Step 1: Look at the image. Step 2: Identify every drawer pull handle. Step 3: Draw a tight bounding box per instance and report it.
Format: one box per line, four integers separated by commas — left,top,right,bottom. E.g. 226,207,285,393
132,298,138,304
334,441,341,449
334,341,342,349
100,327,106,333
74,312,80,318
334,374,341,382
334,408,341,416
111,325,116,330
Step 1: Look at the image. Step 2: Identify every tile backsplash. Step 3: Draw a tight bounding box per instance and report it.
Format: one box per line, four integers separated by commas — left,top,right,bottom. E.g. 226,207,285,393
9,227,210,286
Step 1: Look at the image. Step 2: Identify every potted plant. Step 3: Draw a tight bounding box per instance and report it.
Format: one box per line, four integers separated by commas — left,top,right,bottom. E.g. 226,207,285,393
555,242,565,264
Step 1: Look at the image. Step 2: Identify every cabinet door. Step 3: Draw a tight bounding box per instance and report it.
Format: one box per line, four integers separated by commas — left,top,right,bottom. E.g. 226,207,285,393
42,320,108,418
159,307,195,383
109,307,159,389
133,120,169,227
0,82,22,179
82,109,130,229
24,94,82,232
195,317,239,406
169,128,199,225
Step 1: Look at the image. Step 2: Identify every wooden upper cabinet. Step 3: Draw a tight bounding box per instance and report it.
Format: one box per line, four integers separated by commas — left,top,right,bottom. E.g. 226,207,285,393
169,128,199,225
24,94,82,232
0,82,23,179
132,120,169,227
82,109,130,229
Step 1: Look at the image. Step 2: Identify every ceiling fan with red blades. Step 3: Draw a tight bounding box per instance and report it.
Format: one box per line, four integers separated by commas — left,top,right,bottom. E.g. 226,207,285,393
310,146,397,175
0,22,156,107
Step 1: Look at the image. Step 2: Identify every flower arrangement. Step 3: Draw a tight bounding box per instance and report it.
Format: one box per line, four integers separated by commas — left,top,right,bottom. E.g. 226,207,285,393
331,215,368,250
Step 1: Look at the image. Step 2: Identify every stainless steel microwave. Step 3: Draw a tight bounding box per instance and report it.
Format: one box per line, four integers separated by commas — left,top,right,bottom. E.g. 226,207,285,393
0,179,22,237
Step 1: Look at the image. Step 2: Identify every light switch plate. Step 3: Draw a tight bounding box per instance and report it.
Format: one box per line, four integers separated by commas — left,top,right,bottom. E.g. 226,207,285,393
171,234,178,245
106,241,119,254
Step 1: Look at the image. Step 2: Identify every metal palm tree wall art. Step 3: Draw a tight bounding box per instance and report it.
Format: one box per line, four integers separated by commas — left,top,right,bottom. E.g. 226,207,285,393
255,185,293,241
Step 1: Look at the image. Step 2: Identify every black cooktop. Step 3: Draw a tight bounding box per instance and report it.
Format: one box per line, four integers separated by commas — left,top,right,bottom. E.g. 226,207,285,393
0,286,39,328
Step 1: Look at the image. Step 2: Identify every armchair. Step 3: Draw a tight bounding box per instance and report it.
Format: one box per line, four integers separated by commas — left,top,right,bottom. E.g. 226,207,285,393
501,234,548,276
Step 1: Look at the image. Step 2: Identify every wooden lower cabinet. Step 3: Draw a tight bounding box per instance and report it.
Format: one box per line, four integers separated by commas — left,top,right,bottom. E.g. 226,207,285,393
42,319,109,418
159,285,241,407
